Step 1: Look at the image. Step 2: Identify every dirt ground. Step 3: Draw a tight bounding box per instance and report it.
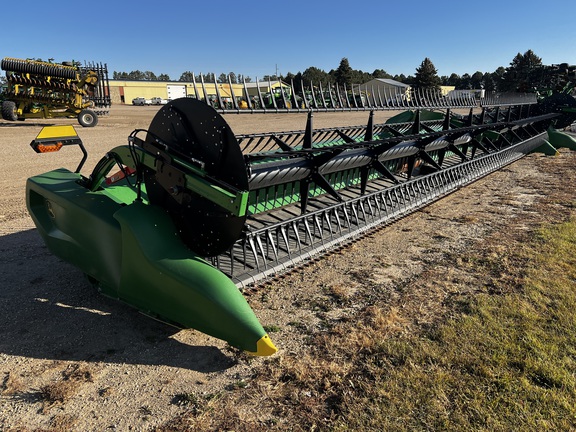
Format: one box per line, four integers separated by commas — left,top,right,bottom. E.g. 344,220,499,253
0,104,575,431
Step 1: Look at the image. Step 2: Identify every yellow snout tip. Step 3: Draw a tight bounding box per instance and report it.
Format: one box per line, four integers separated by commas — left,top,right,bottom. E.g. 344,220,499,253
248,334,278,356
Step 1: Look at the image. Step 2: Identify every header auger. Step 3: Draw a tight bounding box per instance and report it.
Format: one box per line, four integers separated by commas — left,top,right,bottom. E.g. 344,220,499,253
24,78,576,356
1,57,111,127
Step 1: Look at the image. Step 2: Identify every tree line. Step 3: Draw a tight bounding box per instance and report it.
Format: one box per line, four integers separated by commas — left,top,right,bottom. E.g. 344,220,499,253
111,50,575,95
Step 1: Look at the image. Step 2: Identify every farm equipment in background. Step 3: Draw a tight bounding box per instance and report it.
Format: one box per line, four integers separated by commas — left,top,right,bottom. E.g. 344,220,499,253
1,57,111,127
24,73,576,355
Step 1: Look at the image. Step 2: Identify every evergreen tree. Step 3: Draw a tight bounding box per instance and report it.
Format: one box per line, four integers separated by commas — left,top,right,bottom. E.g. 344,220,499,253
179,71,195,82
446,73,461,87
334,58,353,88
393,74,407,83
403,75,415,85
284,72,296,85
470,71,484,89
301,67,331,86
412,58,441,90
142,71,158,81
262,75,279,82
482,72,496,92
459,73,472,90
499,50,543,92
128,70,146,80
372,69,392,79
291,72,304,92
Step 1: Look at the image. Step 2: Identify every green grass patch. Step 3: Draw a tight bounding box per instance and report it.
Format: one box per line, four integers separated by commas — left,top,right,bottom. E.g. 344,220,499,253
334,219,576,431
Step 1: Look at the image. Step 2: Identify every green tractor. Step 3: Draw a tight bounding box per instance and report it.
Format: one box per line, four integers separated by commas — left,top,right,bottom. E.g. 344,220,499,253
1,57,111,127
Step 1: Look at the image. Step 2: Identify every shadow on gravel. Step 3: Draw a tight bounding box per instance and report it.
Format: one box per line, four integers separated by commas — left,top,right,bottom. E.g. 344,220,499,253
0,229,235,373
0,122,56,128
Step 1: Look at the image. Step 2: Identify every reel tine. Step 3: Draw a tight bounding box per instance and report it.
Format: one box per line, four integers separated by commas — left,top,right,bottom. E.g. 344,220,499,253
290,79,299,111
268,76,277,110
425,87,433,107
377,85,384,108
319,81,328,109
214,77,225,110
328,83,336,109
343,83,352,109
310,80,319,109
335,83,344,109
242,75,253,110
350,84,358,108
367,85,374,109
382,86,390,108
228,74,239,111
300,78,309,110
398,87,406,108
256,76,266,112
200,73,211,108
373,85,379,108
279,80,288,110
192,73,200,101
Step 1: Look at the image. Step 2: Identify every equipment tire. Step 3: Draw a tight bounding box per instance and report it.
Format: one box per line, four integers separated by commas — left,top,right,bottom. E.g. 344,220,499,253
1,101,18,121
78,109,98,127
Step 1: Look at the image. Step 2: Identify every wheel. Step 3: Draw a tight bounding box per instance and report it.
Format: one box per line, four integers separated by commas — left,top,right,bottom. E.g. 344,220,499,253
1,101,18,121
78,109,98,127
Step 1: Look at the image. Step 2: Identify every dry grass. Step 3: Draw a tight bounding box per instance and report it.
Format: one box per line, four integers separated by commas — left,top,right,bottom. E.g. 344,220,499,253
1,372,26,396
37,363,94,413
153,205,576,432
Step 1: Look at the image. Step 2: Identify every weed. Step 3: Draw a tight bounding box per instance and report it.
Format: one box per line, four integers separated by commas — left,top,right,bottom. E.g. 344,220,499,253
172,392,200,407
139,405,153,416
38,363,95,412
1,372,25,396
39,380,78,406
263,324,281,333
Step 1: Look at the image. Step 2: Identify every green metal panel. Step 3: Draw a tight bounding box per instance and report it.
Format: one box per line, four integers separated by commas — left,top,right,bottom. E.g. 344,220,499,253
26,168,275,355
114,203,269,353
547,127,576,150
532,139,559,155
26,169,125,296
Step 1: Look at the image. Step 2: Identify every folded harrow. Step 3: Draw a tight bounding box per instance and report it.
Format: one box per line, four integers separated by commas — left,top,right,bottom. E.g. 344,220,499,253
1,57,111,127
25,79,576,355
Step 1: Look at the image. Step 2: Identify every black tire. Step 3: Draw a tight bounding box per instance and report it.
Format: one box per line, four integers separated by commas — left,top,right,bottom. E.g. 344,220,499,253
1,101,18,121
78,109,98,127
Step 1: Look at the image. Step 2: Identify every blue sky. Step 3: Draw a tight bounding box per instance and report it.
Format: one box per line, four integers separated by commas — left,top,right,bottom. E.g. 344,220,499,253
3,0,574,81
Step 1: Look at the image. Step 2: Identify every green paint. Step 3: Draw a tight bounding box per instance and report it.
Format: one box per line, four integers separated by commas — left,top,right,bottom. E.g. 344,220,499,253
26,168,269,353
532,140,559,156
547,127,576,151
